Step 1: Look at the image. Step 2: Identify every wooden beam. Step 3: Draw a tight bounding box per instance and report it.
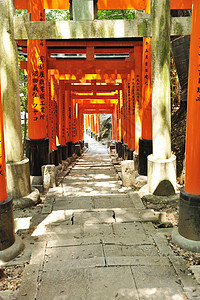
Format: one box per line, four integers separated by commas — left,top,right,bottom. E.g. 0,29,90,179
47,59,134,74
14,0,192,10
72,95,118,100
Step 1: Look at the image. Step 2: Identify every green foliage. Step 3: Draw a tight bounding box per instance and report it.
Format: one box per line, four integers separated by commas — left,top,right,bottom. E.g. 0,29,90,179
15,9,27,16
98,10,135,20
100,115,111,140
45,10,70,21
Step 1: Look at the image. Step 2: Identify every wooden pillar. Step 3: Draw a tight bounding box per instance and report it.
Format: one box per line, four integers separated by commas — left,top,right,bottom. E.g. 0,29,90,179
147,0,176,195
48,74,57,152
178,0,200,242
134,46,143,155
58,80,67,159
65,87,72,157
130,70,135,151
26,0,49,175
0,0,31,197
139,37,153,175
127,76,131,149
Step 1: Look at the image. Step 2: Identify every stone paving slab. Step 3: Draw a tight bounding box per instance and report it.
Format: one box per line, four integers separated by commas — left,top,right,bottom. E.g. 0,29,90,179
113,222,145,235
103,244,159,257
83,223,114,238
73,210,115,225
87,267,139,300
45,257,105,270
37,269,89,300
114,208,158,223
107,256,170,267
17,264,39,300
45,244,104,262
131,265,186,300
53,197,94,211
94,196,136,209
47,237,102,248
103,234,154,246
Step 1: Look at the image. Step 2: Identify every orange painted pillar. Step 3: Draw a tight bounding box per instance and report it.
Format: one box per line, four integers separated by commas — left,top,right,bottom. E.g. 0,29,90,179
80,110,84,142
114,102,119,141
26,0,49,175
138,37,153,175
85,114,88,134
91,114,95,137
127,76,132,150
134,46,143,157
88,115,91,134
65,87,72,157
58,80,67,160
117,91,121,142
48,74,57,152
130,69,135,153
178,0,200,241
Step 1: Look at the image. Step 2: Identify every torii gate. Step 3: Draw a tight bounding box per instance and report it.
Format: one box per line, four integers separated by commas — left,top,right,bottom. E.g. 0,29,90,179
1,0,199,261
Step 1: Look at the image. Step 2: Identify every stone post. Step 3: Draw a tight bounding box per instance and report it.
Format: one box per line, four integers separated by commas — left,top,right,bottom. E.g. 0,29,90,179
0,76,24,263
73,0,94,21
147,0,176,195
0,0,31,198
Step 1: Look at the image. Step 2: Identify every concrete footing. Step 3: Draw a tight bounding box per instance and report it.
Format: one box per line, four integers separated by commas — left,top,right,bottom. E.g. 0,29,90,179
147,154,176,195
172,227,200,253
0,235,24,266
133,151,139,171
6,158,31,198
121,160,135,187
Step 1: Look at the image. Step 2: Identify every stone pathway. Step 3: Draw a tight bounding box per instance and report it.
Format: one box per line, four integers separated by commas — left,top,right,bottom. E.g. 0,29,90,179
16,136,200,299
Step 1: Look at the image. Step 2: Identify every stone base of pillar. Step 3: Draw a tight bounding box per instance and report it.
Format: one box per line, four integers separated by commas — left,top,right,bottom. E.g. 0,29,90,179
178,187,200,241
54,149,59,166
172,227,200,253
110,144,116,155
75,144,81,156
138,138,152,176
26,137,49,176
147,154,176,196
133,151,139,171
61,145,67,160
129,149,134,160
0,235,24,265
6,158,31,198
98,137,101,142
57,144,63,164
118,141,123,158
115,142,119,153
122,144,128,160
66,141,73,157
49,150,55,165
121,160,135,187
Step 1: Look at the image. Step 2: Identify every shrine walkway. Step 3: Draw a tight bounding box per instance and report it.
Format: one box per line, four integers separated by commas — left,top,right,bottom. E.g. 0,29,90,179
16,136,200,299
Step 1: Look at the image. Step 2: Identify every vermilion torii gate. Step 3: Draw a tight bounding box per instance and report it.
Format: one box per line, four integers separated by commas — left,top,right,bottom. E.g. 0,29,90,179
2,0,200,260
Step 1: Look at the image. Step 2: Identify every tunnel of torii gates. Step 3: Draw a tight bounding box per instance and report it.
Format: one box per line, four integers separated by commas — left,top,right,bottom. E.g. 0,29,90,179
1,0,200,258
